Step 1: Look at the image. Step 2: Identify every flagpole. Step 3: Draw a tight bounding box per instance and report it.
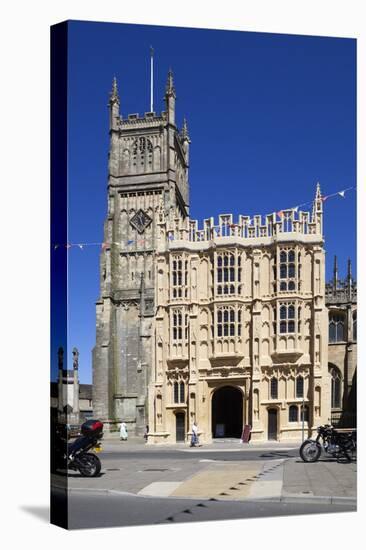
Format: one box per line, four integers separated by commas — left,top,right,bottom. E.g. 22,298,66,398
150,46,154,112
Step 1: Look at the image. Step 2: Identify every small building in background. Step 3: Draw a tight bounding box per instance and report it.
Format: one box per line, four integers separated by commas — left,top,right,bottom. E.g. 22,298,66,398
50,347,93,426
326,257,357,428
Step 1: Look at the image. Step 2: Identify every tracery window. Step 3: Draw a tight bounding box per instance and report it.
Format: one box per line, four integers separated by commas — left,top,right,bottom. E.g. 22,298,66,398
270,377,278,399
172,309,189,342
216,306,241,337
279,303,295,334
132,137,153,170
330,367,342,409
296,376,304,398
216,252,241,295
171,257,188,298
279,249,296,291
172,310,183,341
329,313,345,343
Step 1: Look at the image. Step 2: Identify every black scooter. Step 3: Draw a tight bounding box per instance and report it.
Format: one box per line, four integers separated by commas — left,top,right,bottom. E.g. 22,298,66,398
52,419,103,477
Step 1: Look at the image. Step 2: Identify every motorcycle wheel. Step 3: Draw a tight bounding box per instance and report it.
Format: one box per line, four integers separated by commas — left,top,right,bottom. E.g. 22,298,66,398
300,440,321,462
77,453,101,477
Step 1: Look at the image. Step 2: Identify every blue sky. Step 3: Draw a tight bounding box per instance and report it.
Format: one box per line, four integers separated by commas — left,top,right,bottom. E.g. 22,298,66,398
55,21,356,383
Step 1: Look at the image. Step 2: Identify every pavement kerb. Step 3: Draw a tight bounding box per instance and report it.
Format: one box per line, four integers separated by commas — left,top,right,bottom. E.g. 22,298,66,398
52,484,356,506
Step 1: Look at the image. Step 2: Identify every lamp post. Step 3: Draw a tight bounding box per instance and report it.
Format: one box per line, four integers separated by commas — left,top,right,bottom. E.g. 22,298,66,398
302,397,305,442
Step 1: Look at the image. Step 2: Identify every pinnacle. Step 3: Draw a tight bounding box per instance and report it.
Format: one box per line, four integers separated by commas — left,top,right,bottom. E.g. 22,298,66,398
181,117,190,141
110,76,120,104
166,68,176,97
316,181,322,199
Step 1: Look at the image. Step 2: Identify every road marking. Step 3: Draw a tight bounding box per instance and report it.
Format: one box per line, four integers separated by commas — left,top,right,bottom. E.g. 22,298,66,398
138,482,183,497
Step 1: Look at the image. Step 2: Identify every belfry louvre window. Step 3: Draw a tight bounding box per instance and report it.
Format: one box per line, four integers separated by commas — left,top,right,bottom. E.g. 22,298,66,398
216,252,241,295
279,304,296,333
171,257,188,298
216,306,241,337
279,249,296,291
329,313,345,343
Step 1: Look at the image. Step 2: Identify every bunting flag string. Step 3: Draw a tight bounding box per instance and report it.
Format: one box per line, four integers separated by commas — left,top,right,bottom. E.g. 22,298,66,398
52,184,356,250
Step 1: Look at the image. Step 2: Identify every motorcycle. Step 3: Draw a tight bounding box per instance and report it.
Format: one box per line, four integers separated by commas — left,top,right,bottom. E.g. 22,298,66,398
299,424,356,463
53,419,104,477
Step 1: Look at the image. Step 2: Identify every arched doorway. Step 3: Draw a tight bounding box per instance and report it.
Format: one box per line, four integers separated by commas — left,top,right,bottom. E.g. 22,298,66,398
212,386,243,438
267,408,278,440
175,412,185,442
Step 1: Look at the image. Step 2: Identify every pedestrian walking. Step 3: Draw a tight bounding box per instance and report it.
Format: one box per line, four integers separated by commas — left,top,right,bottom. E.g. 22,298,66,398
120,421,128,441
144,425,149,442
190,421,199,447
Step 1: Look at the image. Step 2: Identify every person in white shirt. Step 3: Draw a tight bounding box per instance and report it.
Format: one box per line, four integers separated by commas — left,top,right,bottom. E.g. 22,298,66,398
120,422,128,441
190,421,199,447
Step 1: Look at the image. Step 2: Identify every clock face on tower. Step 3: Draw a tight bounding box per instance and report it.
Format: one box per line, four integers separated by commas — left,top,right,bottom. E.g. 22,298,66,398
130,209,152,233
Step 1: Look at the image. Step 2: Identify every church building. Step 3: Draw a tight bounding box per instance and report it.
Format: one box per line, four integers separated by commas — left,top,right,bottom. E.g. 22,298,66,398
92,72,331,442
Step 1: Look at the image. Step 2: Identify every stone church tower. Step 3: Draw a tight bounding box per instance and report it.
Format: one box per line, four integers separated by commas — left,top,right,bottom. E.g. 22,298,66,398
92,72,190,434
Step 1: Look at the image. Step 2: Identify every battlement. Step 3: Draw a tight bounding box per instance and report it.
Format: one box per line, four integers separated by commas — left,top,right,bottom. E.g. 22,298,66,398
163,206,322,244
119,111,167,127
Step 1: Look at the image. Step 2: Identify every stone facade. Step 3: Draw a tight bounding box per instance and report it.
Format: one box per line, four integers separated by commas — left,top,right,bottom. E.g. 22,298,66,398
93,73,332,441
326,258,357,427
92,74,190,434
149,186,331,443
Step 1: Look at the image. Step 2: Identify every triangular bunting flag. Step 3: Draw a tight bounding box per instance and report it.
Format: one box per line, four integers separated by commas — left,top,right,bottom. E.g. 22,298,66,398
338,191,345,198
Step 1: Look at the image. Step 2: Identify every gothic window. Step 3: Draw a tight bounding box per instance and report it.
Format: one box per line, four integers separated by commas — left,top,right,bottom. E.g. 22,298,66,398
216,252,240,295
289,405,298,422
353,312,357,341
179,381,185,403
272,306,277,335
173,381,185,403
296,376,304,398
279,303,296,334
172,256,188,298
216,306,238,337
270,378,278,399
278,248,296,292
132,137,153,170
172,310,183,341
174,381,179,402
330,367,342,409
329,313,345,343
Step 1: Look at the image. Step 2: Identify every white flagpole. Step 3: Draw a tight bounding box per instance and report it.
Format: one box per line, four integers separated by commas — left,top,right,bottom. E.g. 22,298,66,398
150,46,154,112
